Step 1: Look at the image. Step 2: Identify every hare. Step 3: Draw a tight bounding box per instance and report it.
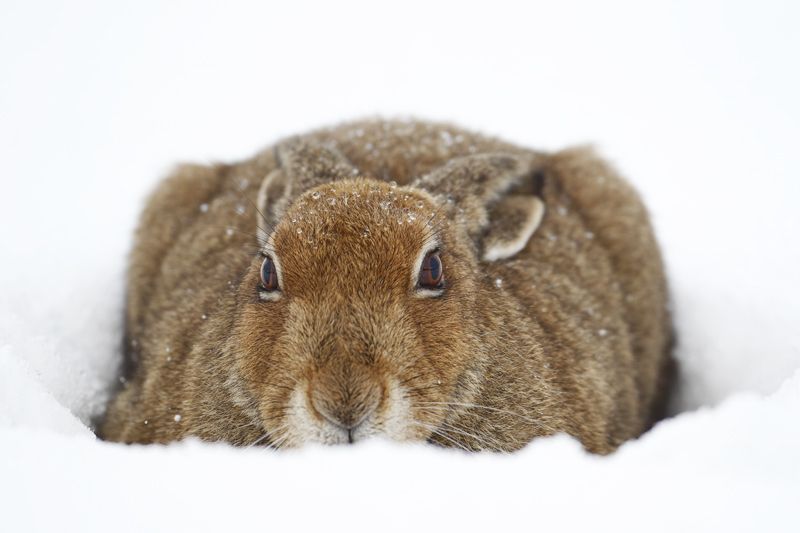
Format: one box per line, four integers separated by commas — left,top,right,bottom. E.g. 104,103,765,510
100,119,674,454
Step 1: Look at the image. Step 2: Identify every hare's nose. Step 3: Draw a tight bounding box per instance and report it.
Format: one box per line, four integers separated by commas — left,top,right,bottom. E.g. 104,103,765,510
309,377,382,441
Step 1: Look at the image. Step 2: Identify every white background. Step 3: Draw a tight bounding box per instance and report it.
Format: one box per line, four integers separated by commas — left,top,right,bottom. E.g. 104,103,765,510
1,1,799,531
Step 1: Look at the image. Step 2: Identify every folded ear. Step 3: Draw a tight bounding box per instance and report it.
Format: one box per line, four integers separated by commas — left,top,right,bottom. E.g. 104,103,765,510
256,140,360,241
412,153,546,262
483,194,545,261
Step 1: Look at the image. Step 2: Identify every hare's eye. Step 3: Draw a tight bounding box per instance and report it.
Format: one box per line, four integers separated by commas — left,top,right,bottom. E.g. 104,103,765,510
418,252,444,289
260,256,279,291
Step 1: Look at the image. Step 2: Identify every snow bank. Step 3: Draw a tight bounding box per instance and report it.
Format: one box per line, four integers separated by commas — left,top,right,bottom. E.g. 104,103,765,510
1,1,798,531
2,374,798,532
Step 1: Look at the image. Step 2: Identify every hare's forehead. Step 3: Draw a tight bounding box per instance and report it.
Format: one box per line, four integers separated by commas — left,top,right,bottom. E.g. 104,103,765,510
269,207,442,253
291,182,437,214
265,189,444,264
279,184,442,232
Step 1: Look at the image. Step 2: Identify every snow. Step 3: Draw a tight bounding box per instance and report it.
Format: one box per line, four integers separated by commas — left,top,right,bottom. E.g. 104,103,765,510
1,1,799,531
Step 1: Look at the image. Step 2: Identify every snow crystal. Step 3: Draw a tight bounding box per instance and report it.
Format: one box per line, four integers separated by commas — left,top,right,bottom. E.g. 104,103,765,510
440,130,454,146
174,414,182,422
199,203,209,213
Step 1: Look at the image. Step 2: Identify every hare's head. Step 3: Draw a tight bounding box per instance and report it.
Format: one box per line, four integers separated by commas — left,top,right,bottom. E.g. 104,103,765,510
232,141,546,447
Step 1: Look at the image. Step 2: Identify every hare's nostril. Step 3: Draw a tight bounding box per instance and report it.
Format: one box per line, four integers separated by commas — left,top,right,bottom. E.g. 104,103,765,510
311,395,376,431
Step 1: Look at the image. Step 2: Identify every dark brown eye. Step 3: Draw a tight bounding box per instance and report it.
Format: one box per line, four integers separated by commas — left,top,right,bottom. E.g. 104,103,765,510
260,256,279,291
418,252,444,289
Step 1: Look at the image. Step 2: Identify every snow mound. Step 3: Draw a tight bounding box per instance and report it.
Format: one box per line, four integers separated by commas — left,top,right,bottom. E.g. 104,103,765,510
2,374,798,532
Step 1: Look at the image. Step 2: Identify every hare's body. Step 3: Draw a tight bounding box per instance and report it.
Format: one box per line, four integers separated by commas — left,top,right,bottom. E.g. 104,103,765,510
102,119,673,453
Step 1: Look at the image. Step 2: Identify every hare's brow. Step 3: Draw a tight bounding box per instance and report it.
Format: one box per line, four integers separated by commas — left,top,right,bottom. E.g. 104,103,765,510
420,201,448,241
259,240,278,257
420,232,441,254
419,220,446,250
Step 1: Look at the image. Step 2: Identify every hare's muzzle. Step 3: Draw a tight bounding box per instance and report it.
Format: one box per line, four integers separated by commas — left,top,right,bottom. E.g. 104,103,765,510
306,362,384,443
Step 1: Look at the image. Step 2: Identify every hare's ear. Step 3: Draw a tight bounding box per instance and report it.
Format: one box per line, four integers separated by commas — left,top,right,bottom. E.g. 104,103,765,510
276,138,360,191
256,139,360,241
413,153,546,262
482,194,545,261
256,167,290,242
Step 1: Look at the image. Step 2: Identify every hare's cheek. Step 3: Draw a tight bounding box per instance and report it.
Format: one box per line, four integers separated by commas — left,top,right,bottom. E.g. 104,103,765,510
374,378,419,442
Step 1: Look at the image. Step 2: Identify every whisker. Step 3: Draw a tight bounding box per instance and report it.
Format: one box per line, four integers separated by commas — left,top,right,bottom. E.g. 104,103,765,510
406,384,445,395
241,190,277,238
433,418,505,452
397,372,428,386
247,429,277,448
247,421,291,449
412,421,471,452
205,224,265,244
414,406,503,449
415,401,556,433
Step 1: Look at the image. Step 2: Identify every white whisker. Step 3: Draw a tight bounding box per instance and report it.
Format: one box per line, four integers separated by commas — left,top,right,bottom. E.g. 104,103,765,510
411,421,471,452
415,401,556,433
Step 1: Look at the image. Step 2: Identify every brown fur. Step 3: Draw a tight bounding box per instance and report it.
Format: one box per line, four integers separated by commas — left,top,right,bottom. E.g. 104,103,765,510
100,119,673,453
